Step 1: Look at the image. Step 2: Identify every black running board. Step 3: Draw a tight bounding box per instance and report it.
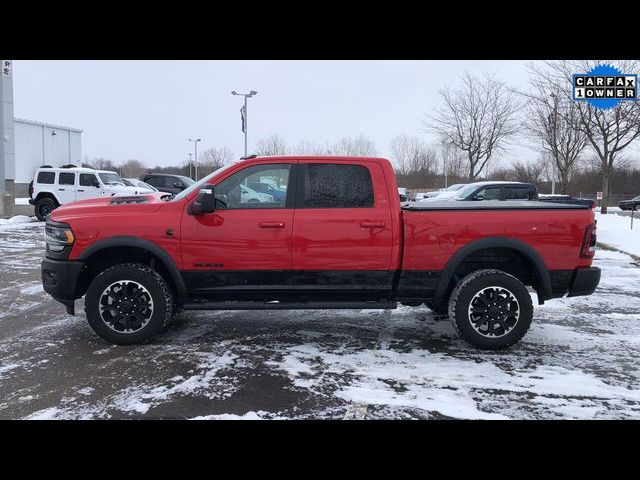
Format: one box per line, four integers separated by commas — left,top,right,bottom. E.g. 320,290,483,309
181,301,398,311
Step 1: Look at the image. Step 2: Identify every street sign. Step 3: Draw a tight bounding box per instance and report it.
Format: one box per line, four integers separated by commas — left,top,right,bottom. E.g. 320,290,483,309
1,60,11,77
596,191,603,200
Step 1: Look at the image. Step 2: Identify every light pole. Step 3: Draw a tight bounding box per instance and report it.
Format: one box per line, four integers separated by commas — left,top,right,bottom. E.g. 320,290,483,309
231,90,257,157
188,138,201,180
188,153,193,179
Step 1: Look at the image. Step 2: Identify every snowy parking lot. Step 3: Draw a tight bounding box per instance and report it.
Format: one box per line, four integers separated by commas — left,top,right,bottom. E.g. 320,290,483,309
0,215,639,419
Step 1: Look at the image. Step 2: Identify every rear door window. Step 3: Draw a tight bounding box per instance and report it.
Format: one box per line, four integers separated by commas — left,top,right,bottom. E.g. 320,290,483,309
164,177,180,189
37,171,55,184
505,186,532,200
301,164,374,208
58,172,76,186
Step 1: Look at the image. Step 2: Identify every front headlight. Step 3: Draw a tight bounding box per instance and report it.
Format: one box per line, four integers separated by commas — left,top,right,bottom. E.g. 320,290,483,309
45,224,75,252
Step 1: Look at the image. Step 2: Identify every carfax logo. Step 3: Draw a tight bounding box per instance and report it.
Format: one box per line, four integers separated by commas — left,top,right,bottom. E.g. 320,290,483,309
573,64,638,109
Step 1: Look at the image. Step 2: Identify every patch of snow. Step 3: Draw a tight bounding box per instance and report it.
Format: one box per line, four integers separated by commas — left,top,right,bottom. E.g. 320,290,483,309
0,215,37,225
596,212,640,257
191,411,266,420
0,362,21,376
20,282,44,296
25,407,64,420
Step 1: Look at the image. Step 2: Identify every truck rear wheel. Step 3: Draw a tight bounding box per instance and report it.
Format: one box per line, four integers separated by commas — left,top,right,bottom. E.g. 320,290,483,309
84,263,173,345
35,197,57,221
448,269,533,350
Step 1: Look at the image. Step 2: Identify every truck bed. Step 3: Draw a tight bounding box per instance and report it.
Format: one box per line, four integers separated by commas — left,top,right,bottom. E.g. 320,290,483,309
403,200,592,211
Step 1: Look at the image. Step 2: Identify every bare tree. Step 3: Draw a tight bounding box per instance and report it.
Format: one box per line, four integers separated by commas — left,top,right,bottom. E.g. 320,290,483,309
197,147,234,176
390,135,437,175
511,158,546,184
524,65,589,194
90,158,117,171
119,159,146,178
425,72,522,180
539,60,640,213
327,134,378,156
439,139,466,184
255,134,288,156
289,140,332,155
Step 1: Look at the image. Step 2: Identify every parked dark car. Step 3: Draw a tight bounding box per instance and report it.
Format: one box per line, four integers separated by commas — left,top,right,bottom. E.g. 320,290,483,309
538,194,596,209
448,181,538,202
139,173,195,195
619,195,640,211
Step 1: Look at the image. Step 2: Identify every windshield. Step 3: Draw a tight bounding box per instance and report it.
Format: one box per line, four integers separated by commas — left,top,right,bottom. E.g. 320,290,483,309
172,163,236,201
175,175,195,187
99,172,125,186
138,180,157,191
454,184,484,199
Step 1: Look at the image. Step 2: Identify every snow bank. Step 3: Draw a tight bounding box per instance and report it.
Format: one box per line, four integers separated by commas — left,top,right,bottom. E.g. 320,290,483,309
596,212,640,257
0,215,38,226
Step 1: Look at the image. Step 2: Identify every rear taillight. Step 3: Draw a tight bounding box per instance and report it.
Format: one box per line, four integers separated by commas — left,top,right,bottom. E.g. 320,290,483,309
581,222,597,258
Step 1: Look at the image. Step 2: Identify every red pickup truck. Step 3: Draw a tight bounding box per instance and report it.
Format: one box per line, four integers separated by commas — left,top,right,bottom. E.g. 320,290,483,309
41,156,600,349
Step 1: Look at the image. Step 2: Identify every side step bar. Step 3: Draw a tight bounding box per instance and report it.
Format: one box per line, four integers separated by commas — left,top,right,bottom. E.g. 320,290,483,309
181,301,398,311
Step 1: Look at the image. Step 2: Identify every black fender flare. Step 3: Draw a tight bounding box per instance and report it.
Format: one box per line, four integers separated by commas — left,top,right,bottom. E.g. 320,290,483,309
433,237,552,305
77,236,188,300
34,192,61,206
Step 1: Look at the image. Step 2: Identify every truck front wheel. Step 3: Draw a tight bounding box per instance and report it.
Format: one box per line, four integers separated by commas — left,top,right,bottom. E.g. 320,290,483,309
84,263,173,345
448,269,533,350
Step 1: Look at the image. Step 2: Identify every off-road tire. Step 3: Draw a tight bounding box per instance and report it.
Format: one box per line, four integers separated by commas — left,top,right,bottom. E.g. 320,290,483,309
448,269,533,350
35,197,57,221
84,263,173,345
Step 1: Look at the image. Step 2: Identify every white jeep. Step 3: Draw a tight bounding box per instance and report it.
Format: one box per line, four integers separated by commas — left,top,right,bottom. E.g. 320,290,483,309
29,166,155,221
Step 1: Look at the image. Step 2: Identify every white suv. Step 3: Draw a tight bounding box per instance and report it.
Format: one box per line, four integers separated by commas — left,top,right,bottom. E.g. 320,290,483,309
29,167,155,220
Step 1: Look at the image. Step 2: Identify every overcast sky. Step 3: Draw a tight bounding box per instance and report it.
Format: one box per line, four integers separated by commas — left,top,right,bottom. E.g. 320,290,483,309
13,60,537,167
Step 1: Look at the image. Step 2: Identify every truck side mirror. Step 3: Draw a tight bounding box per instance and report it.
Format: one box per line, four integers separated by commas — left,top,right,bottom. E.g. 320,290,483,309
92,180,100,188
473,195,484,201
189,186,217,215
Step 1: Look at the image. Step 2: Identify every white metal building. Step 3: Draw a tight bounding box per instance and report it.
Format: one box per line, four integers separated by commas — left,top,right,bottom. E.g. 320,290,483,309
14,118,83,187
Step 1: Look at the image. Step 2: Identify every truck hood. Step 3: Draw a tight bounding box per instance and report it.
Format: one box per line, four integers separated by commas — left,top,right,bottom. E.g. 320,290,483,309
51,193,169,222
105,185,155,195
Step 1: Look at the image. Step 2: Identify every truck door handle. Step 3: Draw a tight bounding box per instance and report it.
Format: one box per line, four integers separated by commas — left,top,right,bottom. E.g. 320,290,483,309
259,222,286,228
58,188,65,191
77,189,84,192
360,221,385,228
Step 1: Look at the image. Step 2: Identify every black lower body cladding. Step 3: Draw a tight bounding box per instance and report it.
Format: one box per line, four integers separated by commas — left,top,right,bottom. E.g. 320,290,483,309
549,267,601,298
568,267,601,297
41,258,84,301
41,258,84,314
